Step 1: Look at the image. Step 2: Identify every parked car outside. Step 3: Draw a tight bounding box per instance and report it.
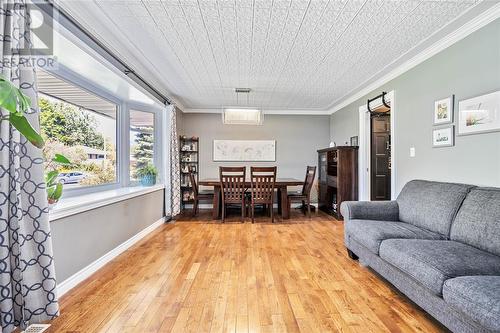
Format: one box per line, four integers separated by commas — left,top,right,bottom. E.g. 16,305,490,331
57,172,87,184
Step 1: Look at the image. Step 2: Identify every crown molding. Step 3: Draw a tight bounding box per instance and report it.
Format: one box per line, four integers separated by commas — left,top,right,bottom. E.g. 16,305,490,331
327,2,500,114
182,108,332,115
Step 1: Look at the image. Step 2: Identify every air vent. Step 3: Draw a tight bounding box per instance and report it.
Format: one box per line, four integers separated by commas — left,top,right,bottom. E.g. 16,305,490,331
24,324,51,333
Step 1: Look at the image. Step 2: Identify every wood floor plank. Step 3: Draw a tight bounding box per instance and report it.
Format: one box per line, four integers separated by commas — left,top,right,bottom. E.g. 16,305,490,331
45,210,448,333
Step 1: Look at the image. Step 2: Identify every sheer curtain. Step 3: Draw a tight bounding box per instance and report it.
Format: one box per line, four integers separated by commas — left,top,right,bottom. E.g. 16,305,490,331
0,1,59,331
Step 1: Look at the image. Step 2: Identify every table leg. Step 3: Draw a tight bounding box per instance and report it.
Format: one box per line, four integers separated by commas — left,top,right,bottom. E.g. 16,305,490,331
277,188,282,214
212,186,221,220
280,185,290,219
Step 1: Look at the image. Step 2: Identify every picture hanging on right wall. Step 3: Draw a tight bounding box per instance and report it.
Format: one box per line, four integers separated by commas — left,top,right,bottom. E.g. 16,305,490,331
434,95,454,125
432,125,455,148
458,90,500,136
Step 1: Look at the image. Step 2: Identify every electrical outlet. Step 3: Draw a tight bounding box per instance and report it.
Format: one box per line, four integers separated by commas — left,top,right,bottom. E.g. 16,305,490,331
410,147,416,157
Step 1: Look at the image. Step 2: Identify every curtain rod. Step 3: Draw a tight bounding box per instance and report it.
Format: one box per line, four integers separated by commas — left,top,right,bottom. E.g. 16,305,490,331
36,0,171,106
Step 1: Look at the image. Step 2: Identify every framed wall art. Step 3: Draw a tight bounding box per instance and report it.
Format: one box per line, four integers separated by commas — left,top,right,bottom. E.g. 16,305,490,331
434,95,454,125
458,90,500,136
432,125,454,148
213,140,276,161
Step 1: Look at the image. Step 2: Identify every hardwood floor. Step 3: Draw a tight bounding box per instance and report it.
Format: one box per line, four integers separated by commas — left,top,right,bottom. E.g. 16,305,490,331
47,209,447,333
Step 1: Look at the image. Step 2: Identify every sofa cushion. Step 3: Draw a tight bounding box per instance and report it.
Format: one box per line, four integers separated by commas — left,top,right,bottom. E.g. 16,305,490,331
345,220,443,254
443,276,500,331
450,187,500,257
379,239,500,295
396,180,474,236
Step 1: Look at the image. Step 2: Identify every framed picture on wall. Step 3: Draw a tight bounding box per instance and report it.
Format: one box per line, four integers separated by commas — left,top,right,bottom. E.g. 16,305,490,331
432,125,454,148
213,140,276,161
434,95,454,125
457,90,500,136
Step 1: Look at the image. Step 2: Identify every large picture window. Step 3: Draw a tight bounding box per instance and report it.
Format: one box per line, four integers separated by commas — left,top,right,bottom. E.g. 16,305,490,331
129,110,155,184
33,25,165,199
38,70,118,190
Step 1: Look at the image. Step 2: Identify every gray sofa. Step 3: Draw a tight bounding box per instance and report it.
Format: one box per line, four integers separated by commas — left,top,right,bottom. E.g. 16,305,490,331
341,180,500,333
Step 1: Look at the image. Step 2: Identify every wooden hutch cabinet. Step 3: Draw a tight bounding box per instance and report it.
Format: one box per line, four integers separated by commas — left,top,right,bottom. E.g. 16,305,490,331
317,146,358,219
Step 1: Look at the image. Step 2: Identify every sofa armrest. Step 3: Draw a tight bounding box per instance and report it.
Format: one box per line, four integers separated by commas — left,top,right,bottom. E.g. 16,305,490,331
340,201,399,222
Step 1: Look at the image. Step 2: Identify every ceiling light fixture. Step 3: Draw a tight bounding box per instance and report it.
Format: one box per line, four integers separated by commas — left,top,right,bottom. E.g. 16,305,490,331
223,108,262,125
222,88,262,125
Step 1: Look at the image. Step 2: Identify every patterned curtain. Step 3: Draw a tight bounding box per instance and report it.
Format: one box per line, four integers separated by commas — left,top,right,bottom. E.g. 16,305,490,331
0,1,59,332
168,105,181,216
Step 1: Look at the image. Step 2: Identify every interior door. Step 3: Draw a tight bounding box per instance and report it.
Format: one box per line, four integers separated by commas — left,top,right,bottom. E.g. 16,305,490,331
371,115,391,200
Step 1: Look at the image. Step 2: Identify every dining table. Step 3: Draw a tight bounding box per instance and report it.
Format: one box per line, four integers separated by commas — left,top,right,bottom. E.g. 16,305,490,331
198,178,304,220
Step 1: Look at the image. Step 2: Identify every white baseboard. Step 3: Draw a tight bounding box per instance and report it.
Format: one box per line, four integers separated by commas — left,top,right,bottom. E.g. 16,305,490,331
57,216,166,297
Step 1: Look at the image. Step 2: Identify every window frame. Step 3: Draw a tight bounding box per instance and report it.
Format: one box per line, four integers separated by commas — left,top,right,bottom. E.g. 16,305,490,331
41,65,165,198
127,102,163,187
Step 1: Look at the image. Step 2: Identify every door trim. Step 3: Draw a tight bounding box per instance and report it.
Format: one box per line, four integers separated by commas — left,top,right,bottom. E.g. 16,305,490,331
358,90,396,201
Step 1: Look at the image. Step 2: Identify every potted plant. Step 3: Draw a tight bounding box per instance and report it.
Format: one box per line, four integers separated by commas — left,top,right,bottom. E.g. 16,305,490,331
1,75,70,207
137,163,158,186
44,154,72,209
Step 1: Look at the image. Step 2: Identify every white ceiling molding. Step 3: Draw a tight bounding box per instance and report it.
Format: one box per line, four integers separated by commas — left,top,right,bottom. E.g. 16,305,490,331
183,108,331,116
328,2,500,114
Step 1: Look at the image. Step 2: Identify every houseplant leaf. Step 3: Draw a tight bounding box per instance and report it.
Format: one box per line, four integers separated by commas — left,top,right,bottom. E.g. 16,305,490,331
53,153,71,165
45,170,59,186
8,113,45,148
47,182,63,201
52,182,63,200
0,77,31,114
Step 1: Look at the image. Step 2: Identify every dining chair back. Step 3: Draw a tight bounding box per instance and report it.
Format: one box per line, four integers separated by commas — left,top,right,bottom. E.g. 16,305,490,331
189,166,213,216
219,166,247,222
188,166,198,197
302,166,316,197
250,166,277,223
288,166,317,218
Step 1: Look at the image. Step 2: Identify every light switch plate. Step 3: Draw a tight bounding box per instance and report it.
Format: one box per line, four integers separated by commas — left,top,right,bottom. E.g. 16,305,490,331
410,147,416,157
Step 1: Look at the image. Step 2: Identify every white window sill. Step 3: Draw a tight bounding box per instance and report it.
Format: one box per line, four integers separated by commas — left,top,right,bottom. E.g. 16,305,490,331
49,184,165,222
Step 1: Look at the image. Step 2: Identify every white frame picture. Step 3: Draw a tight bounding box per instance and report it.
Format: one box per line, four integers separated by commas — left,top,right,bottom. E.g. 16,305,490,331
432,125,454,148
434,95,454,125
458,90,500,136
213,140,276,161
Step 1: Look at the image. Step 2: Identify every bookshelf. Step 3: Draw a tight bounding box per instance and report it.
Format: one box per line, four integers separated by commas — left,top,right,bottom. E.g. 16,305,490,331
179,136,199,209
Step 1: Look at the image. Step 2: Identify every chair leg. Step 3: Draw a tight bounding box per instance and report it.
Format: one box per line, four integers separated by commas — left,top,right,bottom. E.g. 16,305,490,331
221,204,225,223
251,203,255,223
270,202,274,223
241,201,245,223
192,199,198,217
307,198,311,219
287,198,292,218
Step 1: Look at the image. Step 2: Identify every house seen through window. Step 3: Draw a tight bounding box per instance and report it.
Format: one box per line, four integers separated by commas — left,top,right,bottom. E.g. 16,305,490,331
38,70,117,189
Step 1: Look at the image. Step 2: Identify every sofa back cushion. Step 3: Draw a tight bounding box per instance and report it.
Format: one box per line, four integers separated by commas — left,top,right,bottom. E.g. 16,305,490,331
450,187,500,256
397,180,474,236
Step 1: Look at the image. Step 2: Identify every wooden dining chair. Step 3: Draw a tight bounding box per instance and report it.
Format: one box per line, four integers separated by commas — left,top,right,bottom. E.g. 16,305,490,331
219,166,247,223
288,166,316,218
250,166,277,223
188,166,213,217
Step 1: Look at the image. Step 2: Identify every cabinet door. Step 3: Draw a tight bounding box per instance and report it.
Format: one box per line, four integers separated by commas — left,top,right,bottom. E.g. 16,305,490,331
319,152,327,182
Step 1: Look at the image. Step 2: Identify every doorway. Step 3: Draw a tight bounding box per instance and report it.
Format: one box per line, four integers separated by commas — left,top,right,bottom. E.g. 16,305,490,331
358,90,396,201
370,114,391,200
